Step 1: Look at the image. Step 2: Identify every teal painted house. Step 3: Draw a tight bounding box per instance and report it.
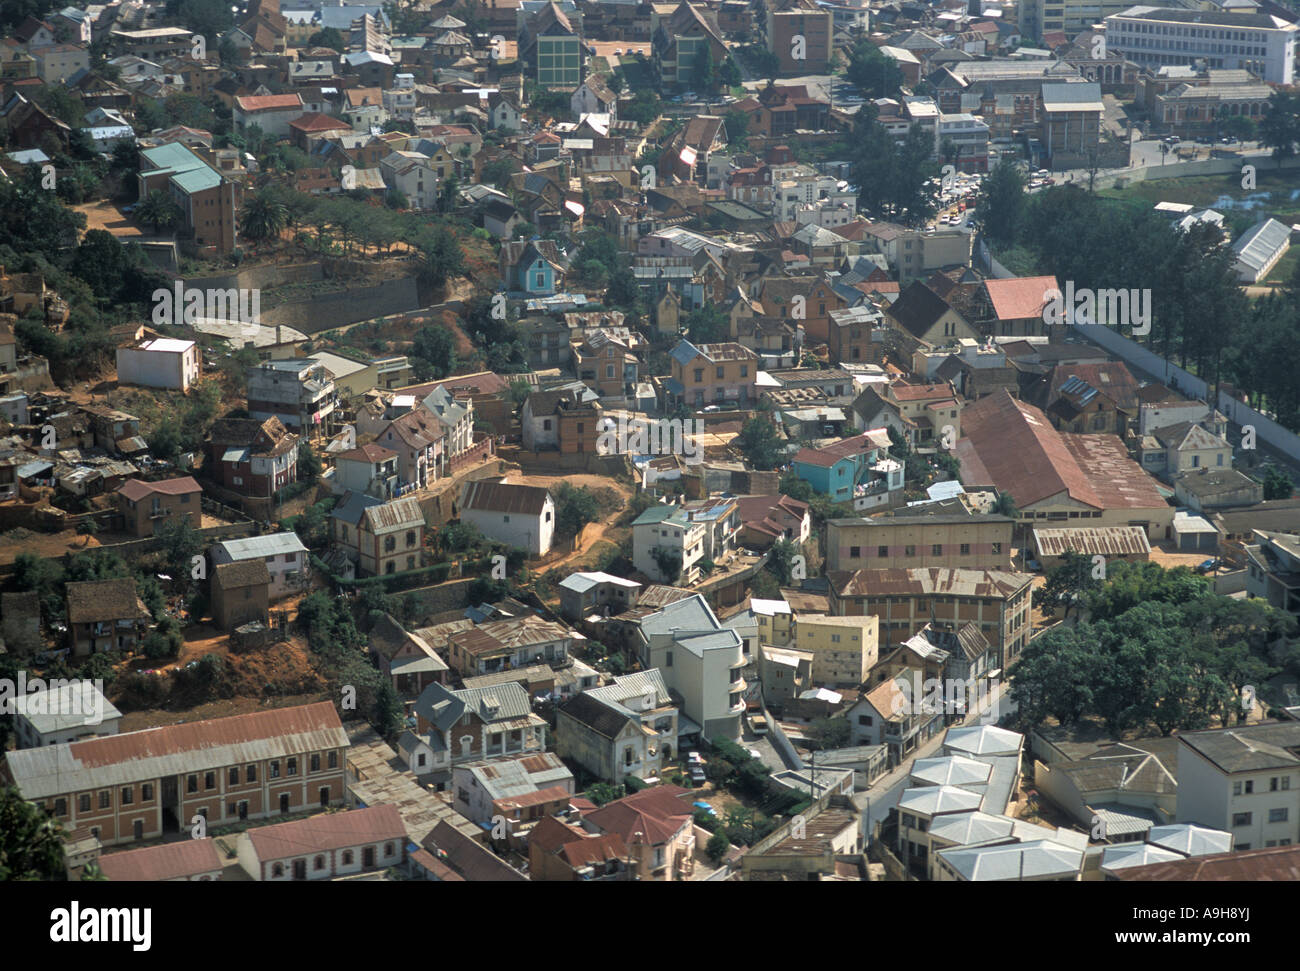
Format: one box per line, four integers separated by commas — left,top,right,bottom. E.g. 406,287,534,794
499,238,568,296
789,429,900,505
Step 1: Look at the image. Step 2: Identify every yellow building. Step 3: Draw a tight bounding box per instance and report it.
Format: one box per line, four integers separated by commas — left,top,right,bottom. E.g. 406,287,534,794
792,614,879,687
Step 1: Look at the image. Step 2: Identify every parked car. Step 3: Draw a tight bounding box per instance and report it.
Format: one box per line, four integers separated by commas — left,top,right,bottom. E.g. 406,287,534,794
1196,557,1221,574
750,713,769,736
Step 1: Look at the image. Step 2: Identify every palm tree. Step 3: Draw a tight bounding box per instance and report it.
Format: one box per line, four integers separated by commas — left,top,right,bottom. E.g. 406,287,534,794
240,189,290,242
135,189,181,235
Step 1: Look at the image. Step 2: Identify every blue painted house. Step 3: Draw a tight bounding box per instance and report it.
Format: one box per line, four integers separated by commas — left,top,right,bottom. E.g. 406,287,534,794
788,428,901,506
500,238,567,296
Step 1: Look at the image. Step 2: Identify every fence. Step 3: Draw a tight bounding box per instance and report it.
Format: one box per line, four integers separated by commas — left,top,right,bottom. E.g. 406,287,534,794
447,433,496,474
1069,323,1300,465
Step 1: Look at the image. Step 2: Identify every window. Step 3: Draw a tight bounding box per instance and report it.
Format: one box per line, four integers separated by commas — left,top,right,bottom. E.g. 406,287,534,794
311,754,321,773
54,798,67,816
992,543,1002,555
1269,808,1289,823
315,855,326,871
79,794,91,813
858,715,873,727
1232,812,1252,827
142,784,153,801
328,751,338,769
1271,777,1280,791
850,546,861,558
342,851,354,865
287,758,298,777
665,651,673,667
246,765,257,783
99,790,110,810
931,544,942,556
905,545,916,557
270,761,280,779
273,863,284,878
205,771,215,790
960,543,970,555
694,369,704,383
187,775,198,794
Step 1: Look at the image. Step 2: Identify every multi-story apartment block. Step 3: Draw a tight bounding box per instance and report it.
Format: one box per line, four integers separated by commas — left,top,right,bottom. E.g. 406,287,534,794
1177,723,1300,850
246,359,337,437
652,1,727,91
137,142,241,255
830,567,1034,668
635,594,747,741
791,613,880,687
1105,6,1297,85
667,339,758,410
1,702,349,848
633,504,708,586
825,512,1016,573
767,1,832,74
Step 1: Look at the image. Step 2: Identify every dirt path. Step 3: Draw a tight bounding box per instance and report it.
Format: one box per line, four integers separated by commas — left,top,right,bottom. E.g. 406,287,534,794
502,470,635,573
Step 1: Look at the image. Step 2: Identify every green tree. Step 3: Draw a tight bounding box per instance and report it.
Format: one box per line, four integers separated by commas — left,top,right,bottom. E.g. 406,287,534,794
845,39,904,98
684,302,728,343
240,188,290,241
307,27,346,51
412,324,457,380
735,416,785,470
651,546,683,583
809,715,851,750
298,442,322,483
1262,465,1294,500
373,679,404,738
976,160,1027,244
1260,91,1300,162
705,829,731,864
0,786,65,880
553,482,602,541
1035,549,1101,619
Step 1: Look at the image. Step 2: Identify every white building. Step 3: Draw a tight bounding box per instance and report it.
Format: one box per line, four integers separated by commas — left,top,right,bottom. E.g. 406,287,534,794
12,681,123,748
631,504,706,586
458,480,555,556
1231,217,1292,283
634,594,746,741
211,532,311,600
236,805,407,880
116,337,200,391
380,151,438,210
450,751,574,825
1177,723,1300,851
232,93,306,139
1105,6,1298,84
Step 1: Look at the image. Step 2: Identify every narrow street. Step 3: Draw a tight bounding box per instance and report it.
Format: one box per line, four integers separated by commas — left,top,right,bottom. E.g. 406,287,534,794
854,679,1019,837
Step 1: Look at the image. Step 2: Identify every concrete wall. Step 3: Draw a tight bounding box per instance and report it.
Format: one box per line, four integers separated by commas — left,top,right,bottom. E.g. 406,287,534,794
183,261,422,334
1070,323,1300,465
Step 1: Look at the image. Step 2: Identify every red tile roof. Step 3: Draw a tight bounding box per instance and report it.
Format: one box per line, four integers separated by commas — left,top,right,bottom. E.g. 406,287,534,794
117,475,202,500
248,805,406,861
956,390,1101,508
66,701,344,770
1117,844,1300,881
983,276,1059,321
235,94,303,112
336,442,397,463
98,838,224,881
584,785,695,846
